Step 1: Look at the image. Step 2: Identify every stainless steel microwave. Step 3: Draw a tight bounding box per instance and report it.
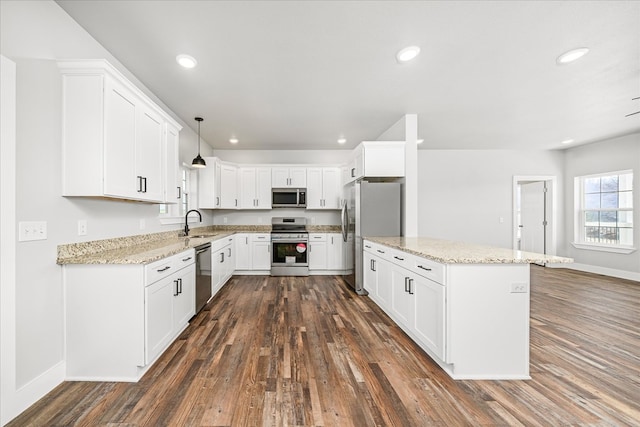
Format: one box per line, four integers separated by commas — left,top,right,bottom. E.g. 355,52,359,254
272,188,306,208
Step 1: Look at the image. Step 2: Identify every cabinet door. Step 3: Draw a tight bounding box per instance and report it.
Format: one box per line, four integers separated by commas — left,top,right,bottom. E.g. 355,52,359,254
145,275,174,364
164,123,181,203
239,168,257,209
136,106,164,202
309,241,327,270
271,167,290,187
103,80,137,199
220,164,238,209
327,234,343,270
224,243,234,281
322,168,341,209
173,264,195,330
197,157,217,208
211,249,225,297
363,251,378,301
389,264,413,327
252,240,271,270
376,256,392,309
289,167,307,187
306,168,323,209
256,167,272,208
235,234,251,270
411,275,446,360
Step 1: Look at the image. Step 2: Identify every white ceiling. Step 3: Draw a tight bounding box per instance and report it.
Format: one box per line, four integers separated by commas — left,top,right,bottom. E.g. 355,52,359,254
55,0,640,151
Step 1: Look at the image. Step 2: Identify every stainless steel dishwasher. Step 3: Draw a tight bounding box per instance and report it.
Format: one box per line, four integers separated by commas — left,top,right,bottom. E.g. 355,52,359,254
194,242,212,314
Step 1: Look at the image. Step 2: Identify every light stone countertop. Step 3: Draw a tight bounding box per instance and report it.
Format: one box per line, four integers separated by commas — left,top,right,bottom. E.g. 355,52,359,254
366,237,573,265
57,225,271,265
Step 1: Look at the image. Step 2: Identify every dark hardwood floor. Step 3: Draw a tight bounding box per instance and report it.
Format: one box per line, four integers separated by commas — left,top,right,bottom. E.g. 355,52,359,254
8,266,640,426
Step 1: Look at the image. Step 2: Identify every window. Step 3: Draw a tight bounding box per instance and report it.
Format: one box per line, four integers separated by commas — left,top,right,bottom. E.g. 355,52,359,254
159,166,196,222
574,170,633,251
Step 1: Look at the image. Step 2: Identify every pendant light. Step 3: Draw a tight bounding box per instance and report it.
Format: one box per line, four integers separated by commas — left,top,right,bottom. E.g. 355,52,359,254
191,117,206,168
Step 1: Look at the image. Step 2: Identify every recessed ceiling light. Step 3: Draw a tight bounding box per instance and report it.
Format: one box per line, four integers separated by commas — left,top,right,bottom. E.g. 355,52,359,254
556,48,589,65
229,138,239,144
417,139,424,144
561,139,574,145
176,54,197,69
337,138,347,144
396,46,421,63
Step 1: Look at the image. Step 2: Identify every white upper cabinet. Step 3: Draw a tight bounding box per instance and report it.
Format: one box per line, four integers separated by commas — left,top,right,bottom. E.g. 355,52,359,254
306,167,341,209
59,60,182,203
239,167,272,209
163,123,181,203
219,163,239,209
345,141,406,184
198,157,222,209
272,167,306,188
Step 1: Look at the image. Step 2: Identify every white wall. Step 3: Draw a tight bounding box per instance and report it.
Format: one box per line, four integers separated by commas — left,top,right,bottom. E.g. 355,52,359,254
417,150,565,250
0,1,213,421
563,133,640,277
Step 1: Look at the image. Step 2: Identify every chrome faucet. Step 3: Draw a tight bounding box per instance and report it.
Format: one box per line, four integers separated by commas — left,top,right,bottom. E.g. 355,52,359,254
184,209,202,236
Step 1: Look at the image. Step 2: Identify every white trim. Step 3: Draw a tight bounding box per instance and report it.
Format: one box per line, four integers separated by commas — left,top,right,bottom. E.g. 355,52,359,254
571,242,636,254
1,55,18,426
512,175,557,255
556,262,640,282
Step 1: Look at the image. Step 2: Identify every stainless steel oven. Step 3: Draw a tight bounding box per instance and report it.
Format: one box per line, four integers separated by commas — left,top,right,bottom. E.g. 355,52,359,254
271,217,309,276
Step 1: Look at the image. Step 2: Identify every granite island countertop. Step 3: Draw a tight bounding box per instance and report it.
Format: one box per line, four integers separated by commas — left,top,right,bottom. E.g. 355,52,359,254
57,225,271,265
365,236,573,265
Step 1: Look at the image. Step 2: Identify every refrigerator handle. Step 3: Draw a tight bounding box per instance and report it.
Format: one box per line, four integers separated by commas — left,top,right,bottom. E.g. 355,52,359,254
341,202,348,242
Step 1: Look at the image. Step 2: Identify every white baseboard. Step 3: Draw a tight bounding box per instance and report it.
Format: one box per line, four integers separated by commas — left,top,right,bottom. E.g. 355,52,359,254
2,361,65,425
548,262,640,282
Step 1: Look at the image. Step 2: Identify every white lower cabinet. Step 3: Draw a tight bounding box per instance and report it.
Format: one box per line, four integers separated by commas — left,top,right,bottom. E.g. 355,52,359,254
212,236,234,296
234,233,271,272
308,233,328,270
145,263,195,364
309,232,346,272
64,249,195,381
251,234,271,270
363,239,531,380
363,241,446,362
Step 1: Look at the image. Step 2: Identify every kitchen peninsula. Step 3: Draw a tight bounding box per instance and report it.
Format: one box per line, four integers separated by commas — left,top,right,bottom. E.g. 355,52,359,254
363,237,572,380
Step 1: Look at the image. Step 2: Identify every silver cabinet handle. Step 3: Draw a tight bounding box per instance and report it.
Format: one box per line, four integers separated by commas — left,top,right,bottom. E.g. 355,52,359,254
408,278,414,295
377,249,385,254
216,196,220,206
394,256,404,261
157,266,171,272
404,277,409,293
182,256,193,261
177,186,181,199
417,265,432,271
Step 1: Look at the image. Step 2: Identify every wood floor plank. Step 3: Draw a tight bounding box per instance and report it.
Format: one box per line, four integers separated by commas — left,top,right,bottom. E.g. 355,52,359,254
8,267,640,426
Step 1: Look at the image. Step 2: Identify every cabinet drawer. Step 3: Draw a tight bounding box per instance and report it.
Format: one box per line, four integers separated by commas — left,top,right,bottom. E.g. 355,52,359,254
145,249,195,285
145,258,176,285
409,255,445,285
309,233,327,242
175,249,195,269
250,233,270,243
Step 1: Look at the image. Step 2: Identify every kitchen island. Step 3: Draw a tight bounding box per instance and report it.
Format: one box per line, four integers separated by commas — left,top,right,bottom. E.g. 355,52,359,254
363,237,572,380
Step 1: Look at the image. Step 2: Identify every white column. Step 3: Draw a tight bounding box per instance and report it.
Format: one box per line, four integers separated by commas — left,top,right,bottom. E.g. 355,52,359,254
404,114,419,237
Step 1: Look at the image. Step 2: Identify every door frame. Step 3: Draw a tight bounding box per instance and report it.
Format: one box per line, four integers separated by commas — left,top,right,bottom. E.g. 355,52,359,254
512,176,557,255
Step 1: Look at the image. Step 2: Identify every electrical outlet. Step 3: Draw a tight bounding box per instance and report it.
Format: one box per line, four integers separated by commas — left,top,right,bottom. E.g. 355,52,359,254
139,219,146,230
78,220,87,236
257,217,262,223
311,217,316,224
19,221,47,241
223,217,228,224
510,283,528,293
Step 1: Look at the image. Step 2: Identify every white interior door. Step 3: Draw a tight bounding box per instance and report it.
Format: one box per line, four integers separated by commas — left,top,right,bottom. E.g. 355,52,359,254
519,181,546,254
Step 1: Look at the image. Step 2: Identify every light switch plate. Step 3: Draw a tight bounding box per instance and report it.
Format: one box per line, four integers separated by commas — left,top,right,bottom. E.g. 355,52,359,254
19,221,47,241
78,220,87,236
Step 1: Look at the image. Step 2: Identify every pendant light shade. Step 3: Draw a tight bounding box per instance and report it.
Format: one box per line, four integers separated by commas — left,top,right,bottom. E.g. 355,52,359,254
192,117,206,168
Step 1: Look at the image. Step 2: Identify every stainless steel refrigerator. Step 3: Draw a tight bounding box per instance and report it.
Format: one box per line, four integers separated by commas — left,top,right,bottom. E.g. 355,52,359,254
341,180,402,295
